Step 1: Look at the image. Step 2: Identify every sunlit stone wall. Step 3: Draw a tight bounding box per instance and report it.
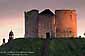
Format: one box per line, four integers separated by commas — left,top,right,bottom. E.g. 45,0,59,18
55,10,77,37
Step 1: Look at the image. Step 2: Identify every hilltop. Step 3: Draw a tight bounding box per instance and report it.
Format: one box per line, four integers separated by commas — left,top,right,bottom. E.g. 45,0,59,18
0,38,85,56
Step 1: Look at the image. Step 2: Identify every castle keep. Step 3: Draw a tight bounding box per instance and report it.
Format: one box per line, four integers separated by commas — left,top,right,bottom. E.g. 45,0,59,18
24,9,77,38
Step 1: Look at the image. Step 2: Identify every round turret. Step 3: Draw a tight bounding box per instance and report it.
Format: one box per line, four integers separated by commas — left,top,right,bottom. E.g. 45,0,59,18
55,10,77,37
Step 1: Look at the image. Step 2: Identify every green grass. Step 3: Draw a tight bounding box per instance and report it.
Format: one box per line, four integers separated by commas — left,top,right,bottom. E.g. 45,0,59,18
0,38,85,56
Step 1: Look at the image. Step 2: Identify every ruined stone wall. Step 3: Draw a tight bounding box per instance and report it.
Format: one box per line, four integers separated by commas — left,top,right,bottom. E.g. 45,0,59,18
55,10,77,37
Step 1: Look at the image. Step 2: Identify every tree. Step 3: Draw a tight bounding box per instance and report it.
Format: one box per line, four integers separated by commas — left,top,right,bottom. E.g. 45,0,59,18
84,32,85,36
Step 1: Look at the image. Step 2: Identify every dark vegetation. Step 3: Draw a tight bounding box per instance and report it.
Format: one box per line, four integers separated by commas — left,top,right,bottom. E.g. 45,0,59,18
0,38,85,56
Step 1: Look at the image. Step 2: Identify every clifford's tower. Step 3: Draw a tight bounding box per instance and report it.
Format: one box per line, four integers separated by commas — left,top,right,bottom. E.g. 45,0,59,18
24,9,77,38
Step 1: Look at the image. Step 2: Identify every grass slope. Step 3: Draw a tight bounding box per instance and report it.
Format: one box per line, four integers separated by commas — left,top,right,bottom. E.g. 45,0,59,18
0,38,85,56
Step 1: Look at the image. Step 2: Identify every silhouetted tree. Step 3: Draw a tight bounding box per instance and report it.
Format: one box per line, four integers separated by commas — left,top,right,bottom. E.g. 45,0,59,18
2,38,5,45
79,36,81,38
84,32,85,36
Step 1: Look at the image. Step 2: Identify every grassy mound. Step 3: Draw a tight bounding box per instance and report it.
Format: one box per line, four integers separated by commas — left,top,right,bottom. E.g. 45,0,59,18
0,38,85,56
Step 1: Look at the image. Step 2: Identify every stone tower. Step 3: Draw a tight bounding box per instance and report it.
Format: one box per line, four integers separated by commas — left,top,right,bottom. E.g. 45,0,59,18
25,10,39,38
55,10,77,37
38,9,55,38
